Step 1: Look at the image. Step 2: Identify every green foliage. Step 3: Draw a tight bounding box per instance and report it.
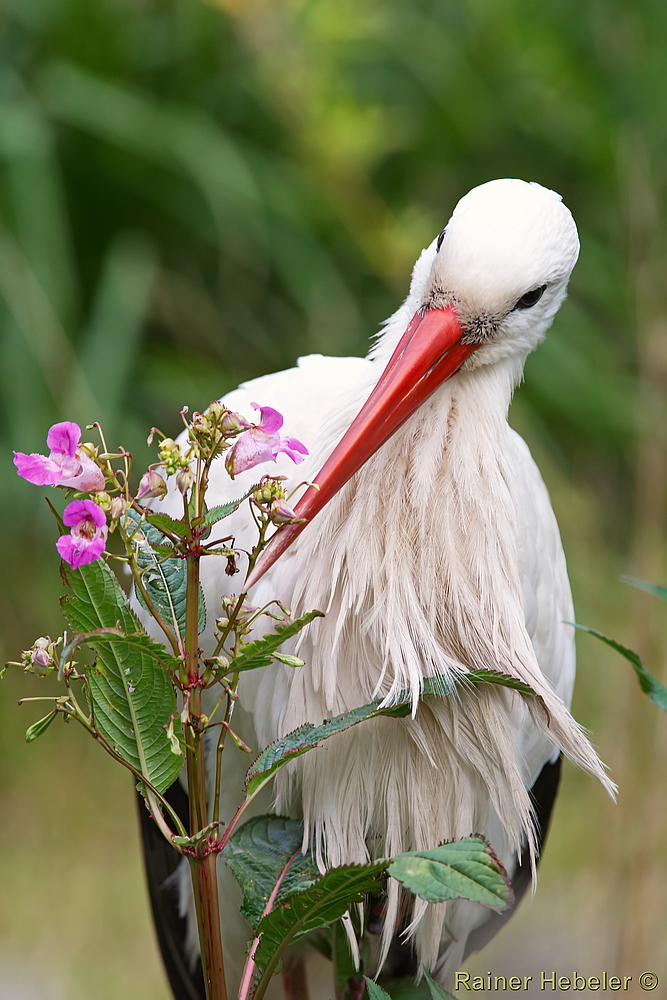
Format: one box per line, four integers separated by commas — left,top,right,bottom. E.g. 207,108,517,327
227,818,511,992
423,971,457,1000
144,512,191,540
226,609,324,676
576,624,667,712
252,862,386,987
620,576,667,604
126,508,206,638
60,557,184,793
387,837,513,909
366,980,393,1000
202,486,260,531
245,670,542,799
222,814,319,929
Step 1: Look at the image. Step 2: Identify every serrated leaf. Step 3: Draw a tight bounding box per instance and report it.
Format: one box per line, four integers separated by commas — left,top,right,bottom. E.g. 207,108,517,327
60,557,185,793
387,836,512,910
145,511,190,538
575,623,667,711
422,971,456,1000
245,669,541,800
202,485,259,529
61,627,180,679
227,610,323,676
222,815,319,929
366,980,393,1000
252,862,385,987
149,544,178,558
126,508,206,637
25,710,58,742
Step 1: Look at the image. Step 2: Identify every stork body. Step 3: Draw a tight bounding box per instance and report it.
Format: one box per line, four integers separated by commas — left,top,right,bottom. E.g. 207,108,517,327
139,180,612,996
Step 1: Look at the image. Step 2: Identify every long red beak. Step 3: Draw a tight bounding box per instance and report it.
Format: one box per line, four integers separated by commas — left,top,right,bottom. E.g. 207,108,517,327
245,305,476,589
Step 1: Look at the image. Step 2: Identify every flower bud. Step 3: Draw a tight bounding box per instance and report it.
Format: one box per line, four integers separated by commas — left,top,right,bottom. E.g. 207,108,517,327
220,410,250,435
95,491,112,511
206,401,224,421
254,477,287,505
109,496,127,520
159,437,190,476
191,412,211,433
137,469,168,500
176,466,194,495
269,498,297,525
23,637,59,677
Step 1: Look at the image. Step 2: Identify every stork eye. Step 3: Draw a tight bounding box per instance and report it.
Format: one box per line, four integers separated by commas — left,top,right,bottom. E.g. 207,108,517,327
515,284,547,310
436,228,447,252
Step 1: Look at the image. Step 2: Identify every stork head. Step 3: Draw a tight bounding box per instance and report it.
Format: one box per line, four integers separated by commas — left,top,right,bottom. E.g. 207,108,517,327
418,178,579,366
246,179,579,588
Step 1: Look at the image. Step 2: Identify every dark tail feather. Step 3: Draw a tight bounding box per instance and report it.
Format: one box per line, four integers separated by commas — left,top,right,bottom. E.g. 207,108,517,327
136,781,206,1000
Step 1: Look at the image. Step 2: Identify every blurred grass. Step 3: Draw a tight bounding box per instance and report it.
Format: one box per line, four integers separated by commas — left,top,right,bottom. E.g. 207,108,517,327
1,0,666,993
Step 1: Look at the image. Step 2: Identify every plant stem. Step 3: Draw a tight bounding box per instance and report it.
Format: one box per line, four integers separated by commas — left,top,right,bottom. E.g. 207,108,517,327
189,853,228,1000
237,849,300,1000
184,539,227,999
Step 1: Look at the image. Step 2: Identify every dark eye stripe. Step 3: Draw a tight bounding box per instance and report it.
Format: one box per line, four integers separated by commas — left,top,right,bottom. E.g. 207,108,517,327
514,284,547,310
436,228,447,252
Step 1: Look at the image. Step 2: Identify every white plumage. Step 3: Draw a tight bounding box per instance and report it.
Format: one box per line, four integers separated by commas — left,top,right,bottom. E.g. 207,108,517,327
144,179,613,992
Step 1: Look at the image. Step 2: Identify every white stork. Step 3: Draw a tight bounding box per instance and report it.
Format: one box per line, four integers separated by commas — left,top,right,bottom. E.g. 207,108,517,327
138,178,614,997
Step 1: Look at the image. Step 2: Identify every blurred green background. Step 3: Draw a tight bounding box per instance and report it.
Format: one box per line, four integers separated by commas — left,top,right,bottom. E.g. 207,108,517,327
1,0,666,995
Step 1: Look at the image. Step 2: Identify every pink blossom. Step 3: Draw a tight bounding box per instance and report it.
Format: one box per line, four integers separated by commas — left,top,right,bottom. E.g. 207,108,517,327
225,403,308,478
14,422,105,492
56,500,108,568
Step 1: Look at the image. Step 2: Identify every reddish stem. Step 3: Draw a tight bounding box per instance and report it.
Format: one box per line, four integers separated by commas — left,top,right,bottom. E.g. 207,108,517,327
190,853,228,1000
237,849,300,1000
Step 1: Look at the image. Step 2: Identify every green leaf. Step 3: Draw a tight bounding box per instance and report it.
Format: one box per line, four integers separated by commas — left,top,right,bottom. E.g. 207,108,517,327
222,815,319,929
25,709,58,742
145,511,190,538
60,557,185,793
126,508,206,637
387,836,512,910
620,575,667,603
61,627,180,679
227,610,323,676
376,978,431,1000
366,979,393,1000
252,862,385,986
575,624,667,711
245,670,541,800
423,971,456,1000
202,485,259,529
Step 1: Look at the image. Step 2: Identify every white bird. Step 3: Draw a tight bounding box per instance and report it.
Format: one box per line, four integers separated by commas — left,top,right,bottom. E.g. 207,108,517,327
138,178,614,998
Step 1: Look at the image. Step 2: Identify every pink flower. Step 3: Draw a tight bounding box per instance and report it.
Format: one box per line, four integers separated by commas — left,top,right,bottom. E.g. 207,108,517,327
225,403,308,477
14,422,105,492
56,500,108,569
